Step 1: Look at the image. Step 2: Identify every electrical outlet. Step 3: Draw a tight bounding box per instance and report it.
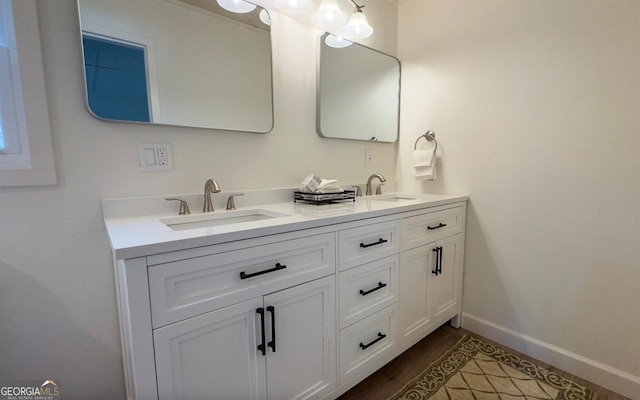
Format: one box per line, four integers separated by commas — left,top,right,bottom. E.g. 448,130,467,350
139,143,172,171
157,146,169,165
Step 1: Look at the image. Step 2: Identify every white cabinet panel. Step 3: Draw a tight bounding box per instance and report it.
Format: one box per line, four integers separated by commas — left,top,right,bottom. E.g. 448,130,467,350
338,220,400,271
401,206,463,251
339,304,397,383
338,255,399,329
398,246,433,345
432,235,463,322
153,277,337,400
153,297,266,400
149,233,335,328
265,276,336,400
398,234,464,348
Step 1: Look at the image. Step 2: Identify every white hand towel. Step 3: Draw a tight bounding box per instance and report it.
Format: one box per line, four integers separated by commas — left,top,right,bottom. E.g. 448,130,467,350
413,149,434,167
413,146,437,181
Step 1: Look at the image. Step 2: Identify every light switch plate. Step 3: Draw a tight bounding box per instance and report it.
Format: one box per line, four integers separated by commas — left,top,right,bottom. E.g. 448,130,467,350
365,149,374,168
139,143,172,171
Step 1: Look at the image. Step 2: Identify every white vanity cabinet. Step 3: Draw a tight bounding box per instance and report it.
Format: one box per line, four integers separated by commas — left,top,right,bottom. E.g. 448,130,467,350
106,194,467,400
398,205,466,350
114,229,337,400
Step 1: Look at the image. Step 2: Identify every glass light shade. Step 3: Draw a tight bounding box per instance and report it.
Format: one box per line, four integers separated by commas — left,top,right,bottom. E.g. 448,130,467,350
259,9,271,25
274,0,314,14
343,10,373,39
324,34,352,48
216,0,257,13
313,0,347,28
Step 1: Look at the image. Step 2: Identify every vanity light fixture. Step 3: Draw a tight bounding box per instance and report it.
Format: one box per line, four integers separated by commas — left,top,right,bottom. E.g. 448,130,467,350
324,34,352,48
313,0,347,28
343,0,373,39
259,9,271,25
274,0,314,15
216,0,257,13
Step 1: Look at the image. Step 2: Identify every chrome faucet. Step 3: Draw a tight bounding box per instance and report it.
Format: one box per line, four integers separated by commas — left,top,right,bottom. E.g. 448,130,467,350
203,178,221,212
365,173,386,196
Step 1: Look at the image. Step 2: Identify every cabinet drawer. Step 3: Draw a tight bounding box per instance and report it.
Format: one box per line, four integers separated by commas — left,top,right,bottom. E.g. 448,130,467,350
338,220,400,271
339,255,398,329
339,304,397,384
148,233,335,328
401,206,463,251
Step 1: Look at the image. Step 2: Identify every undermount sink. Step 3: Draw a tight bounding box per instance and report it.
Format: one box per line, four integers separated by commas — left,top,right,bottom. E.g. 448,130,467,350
371,194,418,202
161,209,290,231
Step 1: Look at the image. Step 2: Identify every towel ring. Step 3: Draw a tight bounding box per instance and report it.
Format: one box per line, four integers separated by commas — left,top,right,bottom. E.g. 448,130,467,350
414,130,437,151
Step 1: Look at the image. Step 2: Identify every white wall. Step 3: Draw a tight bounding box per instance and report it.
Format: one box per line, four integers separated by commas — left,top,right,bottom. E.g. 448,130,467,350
398,0,640,397
0,0,397,397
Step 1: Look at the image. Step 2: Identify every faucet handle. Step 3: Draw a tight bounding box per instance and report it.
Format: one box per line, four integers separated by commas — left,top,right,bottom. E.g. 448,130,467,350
226,193,245,210
375,183,385,195
165,198,191,215
352,185,362,197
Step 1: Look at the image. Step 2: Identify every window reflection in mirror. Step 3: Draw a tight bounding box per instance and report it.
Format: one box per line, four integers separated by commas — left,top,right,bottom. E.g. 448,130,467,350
77,0,273,133
317,33,400,142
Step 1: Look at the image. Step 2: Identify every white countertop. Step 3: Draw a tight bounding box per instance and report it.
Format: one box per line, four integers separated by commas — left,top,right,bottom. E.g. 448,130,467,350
104,192,468,260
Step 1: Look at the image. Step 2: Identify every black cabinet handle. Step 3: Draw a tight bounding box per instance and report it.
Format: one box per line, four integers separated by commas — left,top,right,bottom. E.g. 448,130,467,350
427,222,447,230
240,263,286,280
432,248,439,275
267,305,276,353
359,332,387,350
432,247,443,275
360,238,388,248
359,282,387,296
256,308,266,356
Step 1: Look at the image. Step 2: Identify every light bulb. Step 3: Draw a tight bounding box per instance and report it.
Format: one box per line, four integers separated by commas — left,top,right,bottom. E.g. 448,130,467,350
274,0,314,15
343,9,373,39
324,34,352,48
259,9,271,26
216,0,257,13
313,0,347,28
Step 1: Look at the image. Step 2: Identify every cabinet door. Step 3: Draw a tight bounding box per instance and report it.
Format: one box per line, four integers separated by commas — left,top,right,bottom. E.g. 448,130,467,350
153,297,266,400
264,276,336,400
432,234,463,322
399,234,464,348
398,245,433,346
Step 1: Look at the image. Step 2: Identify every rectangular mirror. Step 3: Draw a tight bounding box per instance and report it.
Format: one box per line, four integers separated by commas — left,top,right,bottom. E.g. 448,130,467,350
77,0,273,133
317,33,400,142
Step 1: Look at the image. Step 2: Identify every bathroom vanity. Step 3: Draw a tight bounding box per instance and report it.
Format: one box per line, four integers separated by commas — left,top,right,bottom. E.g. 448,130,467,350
103,191,467,400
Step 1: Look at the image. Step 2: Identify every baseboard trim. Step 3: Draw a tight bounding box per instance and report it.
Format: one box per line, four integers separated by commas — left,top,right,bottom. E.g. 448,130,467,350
462,313,640,400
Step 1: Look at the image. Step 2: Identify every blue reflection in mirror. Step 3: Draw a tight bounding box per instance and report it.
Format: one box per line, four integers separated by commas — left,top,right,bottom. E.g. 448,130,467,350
82,35,151,123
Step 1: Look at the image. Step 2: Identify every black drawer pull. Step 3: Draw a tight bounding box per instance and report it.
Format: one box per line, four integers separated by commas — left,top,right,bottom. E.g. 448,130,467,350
240,263,286,280
359,282,387,296
359,332,387,350
427,222,447,230
360,238,388,249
